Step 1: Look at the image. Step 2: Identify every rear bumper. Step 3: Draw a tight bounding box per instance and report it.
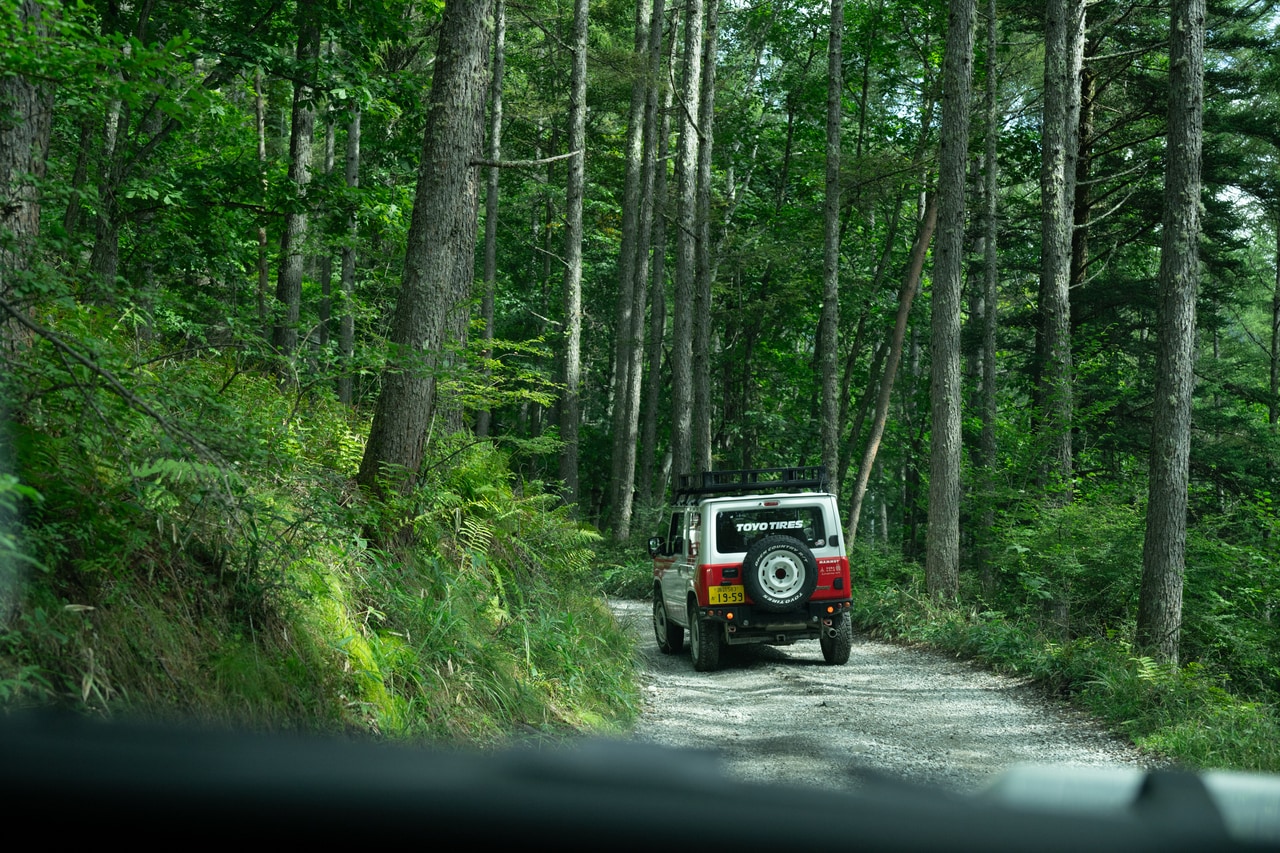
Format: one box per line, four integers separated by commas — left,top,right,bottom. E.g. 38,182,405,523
696,600,851,646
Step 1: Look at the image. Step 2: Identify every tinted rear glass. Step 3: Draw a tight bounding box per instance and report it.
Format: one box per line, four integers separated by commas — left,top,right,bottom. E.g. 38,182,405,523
714,506,827,554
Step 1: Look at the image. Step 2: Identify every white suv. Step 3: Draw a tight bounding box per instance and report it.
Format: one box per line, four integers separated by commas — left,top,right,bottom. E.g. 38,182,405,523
648,467,853,671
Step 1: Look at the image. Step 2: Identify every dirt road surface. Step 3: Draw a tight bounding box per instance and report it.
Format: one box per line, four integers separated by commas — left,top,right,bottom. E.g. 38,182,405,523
609,598,1163,795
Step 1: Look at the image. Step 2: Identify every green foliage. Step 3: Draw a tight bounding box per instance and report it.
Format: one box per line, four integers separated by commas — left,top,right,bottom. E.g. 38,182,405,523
959,485,1280,699
0,312,638,743
989,495,1146,639
591,539,654,600
1179,498,1280,698
297,442,637,740
0,473,42,576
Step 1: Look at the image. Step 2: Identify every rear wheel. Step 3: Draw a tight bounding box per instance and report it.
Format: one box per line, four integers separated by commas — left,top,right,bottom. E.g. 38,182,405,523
820,616,853,665
689,602,722,672
653,593,683,654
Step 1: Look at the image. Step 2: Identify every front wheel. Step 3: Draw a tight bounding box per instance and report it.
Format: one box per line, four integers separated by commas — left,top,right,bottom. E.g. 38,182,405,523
653,593,684,654
820,616,853,665
689,603,722,672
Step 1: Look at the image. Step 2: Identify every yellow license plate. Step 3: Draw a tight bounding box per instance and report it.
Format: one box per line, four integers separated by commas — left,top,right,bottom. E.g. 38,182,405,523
707,585,745,605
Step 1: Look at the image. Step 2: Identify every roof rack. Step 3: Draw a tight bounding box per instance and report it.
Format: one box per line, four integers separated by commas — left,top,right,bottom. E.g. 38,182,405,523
674,466,828,503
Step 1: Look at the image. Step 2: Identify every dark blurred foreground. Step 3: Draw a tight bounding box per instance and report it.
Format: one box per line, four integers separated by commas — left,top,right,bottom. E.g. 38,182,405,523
2,713,1277,850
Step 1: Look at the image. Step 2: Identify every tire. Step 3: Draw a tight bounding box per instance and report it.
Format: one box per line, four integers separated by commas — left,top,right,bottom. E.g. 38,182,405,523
688,602,721,672
741,535,820,613
653,592,684,654
820,615,853,665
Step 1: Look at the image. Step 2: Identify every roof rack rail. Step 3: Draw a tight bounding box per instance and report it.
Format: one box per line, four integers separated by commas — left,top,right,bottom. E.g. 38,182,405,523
674,466,828,503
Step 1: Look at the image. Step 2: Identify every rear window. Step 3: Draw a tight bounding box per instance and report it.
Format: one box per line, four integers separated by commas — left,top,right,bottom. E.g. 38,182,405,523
714,506,828,554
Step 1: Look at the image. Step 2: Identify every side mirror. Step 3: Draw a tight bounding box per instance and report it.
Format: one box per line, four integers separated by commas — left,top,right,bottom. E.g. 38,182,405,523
647,536,663,557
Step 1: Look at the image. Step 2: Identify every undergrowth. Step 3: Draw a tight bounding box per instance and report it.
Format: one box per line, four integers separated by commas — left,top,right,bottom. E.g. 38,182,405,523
848,543,1280,773
592,539,655,600
0,302,639,743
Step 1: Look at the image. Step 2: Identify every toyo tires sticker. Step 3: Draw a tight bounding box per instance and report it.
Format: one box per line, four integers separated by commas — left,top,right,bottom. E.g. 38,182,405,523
735,520,805,532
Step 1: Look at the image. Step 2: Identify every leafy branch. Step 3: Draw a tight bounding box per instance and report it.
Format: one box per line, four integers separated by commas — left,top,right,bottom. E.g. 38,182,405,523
0,294,220,468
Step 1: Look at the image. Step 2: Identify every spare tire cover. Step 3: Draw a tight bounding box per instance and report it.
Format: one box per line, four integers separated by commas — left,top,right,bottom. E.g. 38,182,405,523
741,534,819,612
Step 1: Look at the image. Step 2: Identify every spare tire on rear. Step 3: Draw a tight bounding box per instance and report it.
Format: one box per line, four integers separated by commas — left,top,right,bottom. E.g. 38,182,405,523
741,535,819,613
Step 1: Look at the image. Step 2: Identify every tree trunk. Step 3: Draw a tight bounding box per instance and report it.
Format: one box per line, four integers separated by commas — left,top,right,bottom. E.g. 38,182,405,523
272,0,321,357
1035,0,1084,500
61,114,94,244
622,0,668,522
903,322,924,562
976,0,1000,598
89,55,128,297
558,0,589,505
837,309,870,460
337,103,361,406
926,0,975,602
357,0,494,496
0,4,49,627
0,0,52,310
476,0,506,438
318,101,335,349
671,0,704,485
640,23,675,505
1271,216,1280,428
254,67,271,337
1069,50,1097,294
609,0,653,535
1137,0,1204,665
848,196,937,541
963,153,982,400
819,0,845,484
692,0,719,474
85,0,138,297
538,113,557,439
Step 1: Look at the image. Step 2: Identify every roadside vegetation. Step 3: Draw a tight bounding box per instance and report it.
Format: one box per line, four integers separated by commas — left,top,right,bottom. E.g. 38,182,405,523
0,307,639,743
847,527,1280,774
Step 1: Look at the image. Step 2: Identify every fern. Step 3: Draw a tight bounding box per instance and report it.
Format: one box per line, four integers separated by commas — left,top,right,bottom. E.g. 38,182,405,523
1132,655,1161,682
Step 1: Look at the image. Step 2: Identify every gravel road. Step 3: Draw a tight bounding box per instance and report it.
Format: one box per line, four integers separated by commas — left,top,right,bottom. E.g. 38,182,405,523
609,598,1164,796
